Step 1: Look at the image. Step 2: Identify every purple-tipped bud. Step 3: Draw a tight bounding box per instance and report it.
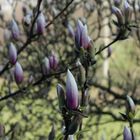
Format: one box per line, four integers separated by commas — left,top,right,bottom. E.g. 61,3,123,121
10,19,20,40
124,1,132,23
57,84,66,110
75,19,84,49
49,52,58,70
36,12,46,34
112,6,124,25
14,62,24,84
42,57,50,75
67,24,75,39
81,25,92,49
66,70,79,110
8,43,17,65
126,95,135,116
123,126,132,140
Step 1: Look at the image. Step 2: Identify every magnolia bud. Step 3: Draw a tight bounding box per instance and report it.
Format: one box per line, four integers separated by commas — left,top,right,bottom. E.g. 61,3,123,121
57,84,66,110
77,60,86,87
124,1,132,24
67,24,75,39
10,19,20,40
42,57,50,75
81,25,92,49
65,115,81,135
83,89,89,106
112,6,124,25
8,43,17,65
123,126,132,140
75,19,84,49
126,95,135,118
49,52,58,70
66,70,79,110
36,12,46,34
14,62,24,84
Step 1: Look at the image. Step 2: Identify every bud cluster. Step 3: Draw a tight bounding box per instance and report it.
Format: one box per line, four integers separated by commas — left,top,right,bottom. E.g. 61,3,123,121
56,70,88,136
8,42,24,85
42,51,59,75
112,0,133,26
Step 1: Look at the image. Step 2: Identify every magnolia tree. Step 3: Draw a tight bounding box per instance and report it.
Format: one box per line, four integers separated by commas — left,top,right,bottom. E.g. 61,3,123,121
0,0,140,139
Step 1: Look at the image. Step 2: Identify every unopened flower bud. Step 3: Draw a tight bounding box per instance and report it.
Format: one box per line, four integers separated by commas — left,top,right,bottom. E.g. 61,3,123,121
49,52,58,70
66,70,79,110
65,115,81,135
8,43,17,65
112,6,124,25
123,126,132,140
75,19,84,49
126,95,135,117
14,62,24,84
81,25,92,49
83,89,89,106
36,12,46,34
67,24,75,39
42,57,50,75
10,19,20,40
57,84,66,110
77,60,86,87
124,1,132,24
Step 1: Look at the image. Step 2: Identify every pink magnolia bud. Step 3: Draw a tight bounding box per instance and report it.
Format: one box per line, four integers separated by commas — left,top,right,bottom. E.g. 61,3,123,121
42,57,50,75
123,126,132,140
112,6,124,25
14,62,24,84
66,70,79,110
8,43,17,65
49,52,58,70
75,19,84,49
10,19,20,40
36,12,46,34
